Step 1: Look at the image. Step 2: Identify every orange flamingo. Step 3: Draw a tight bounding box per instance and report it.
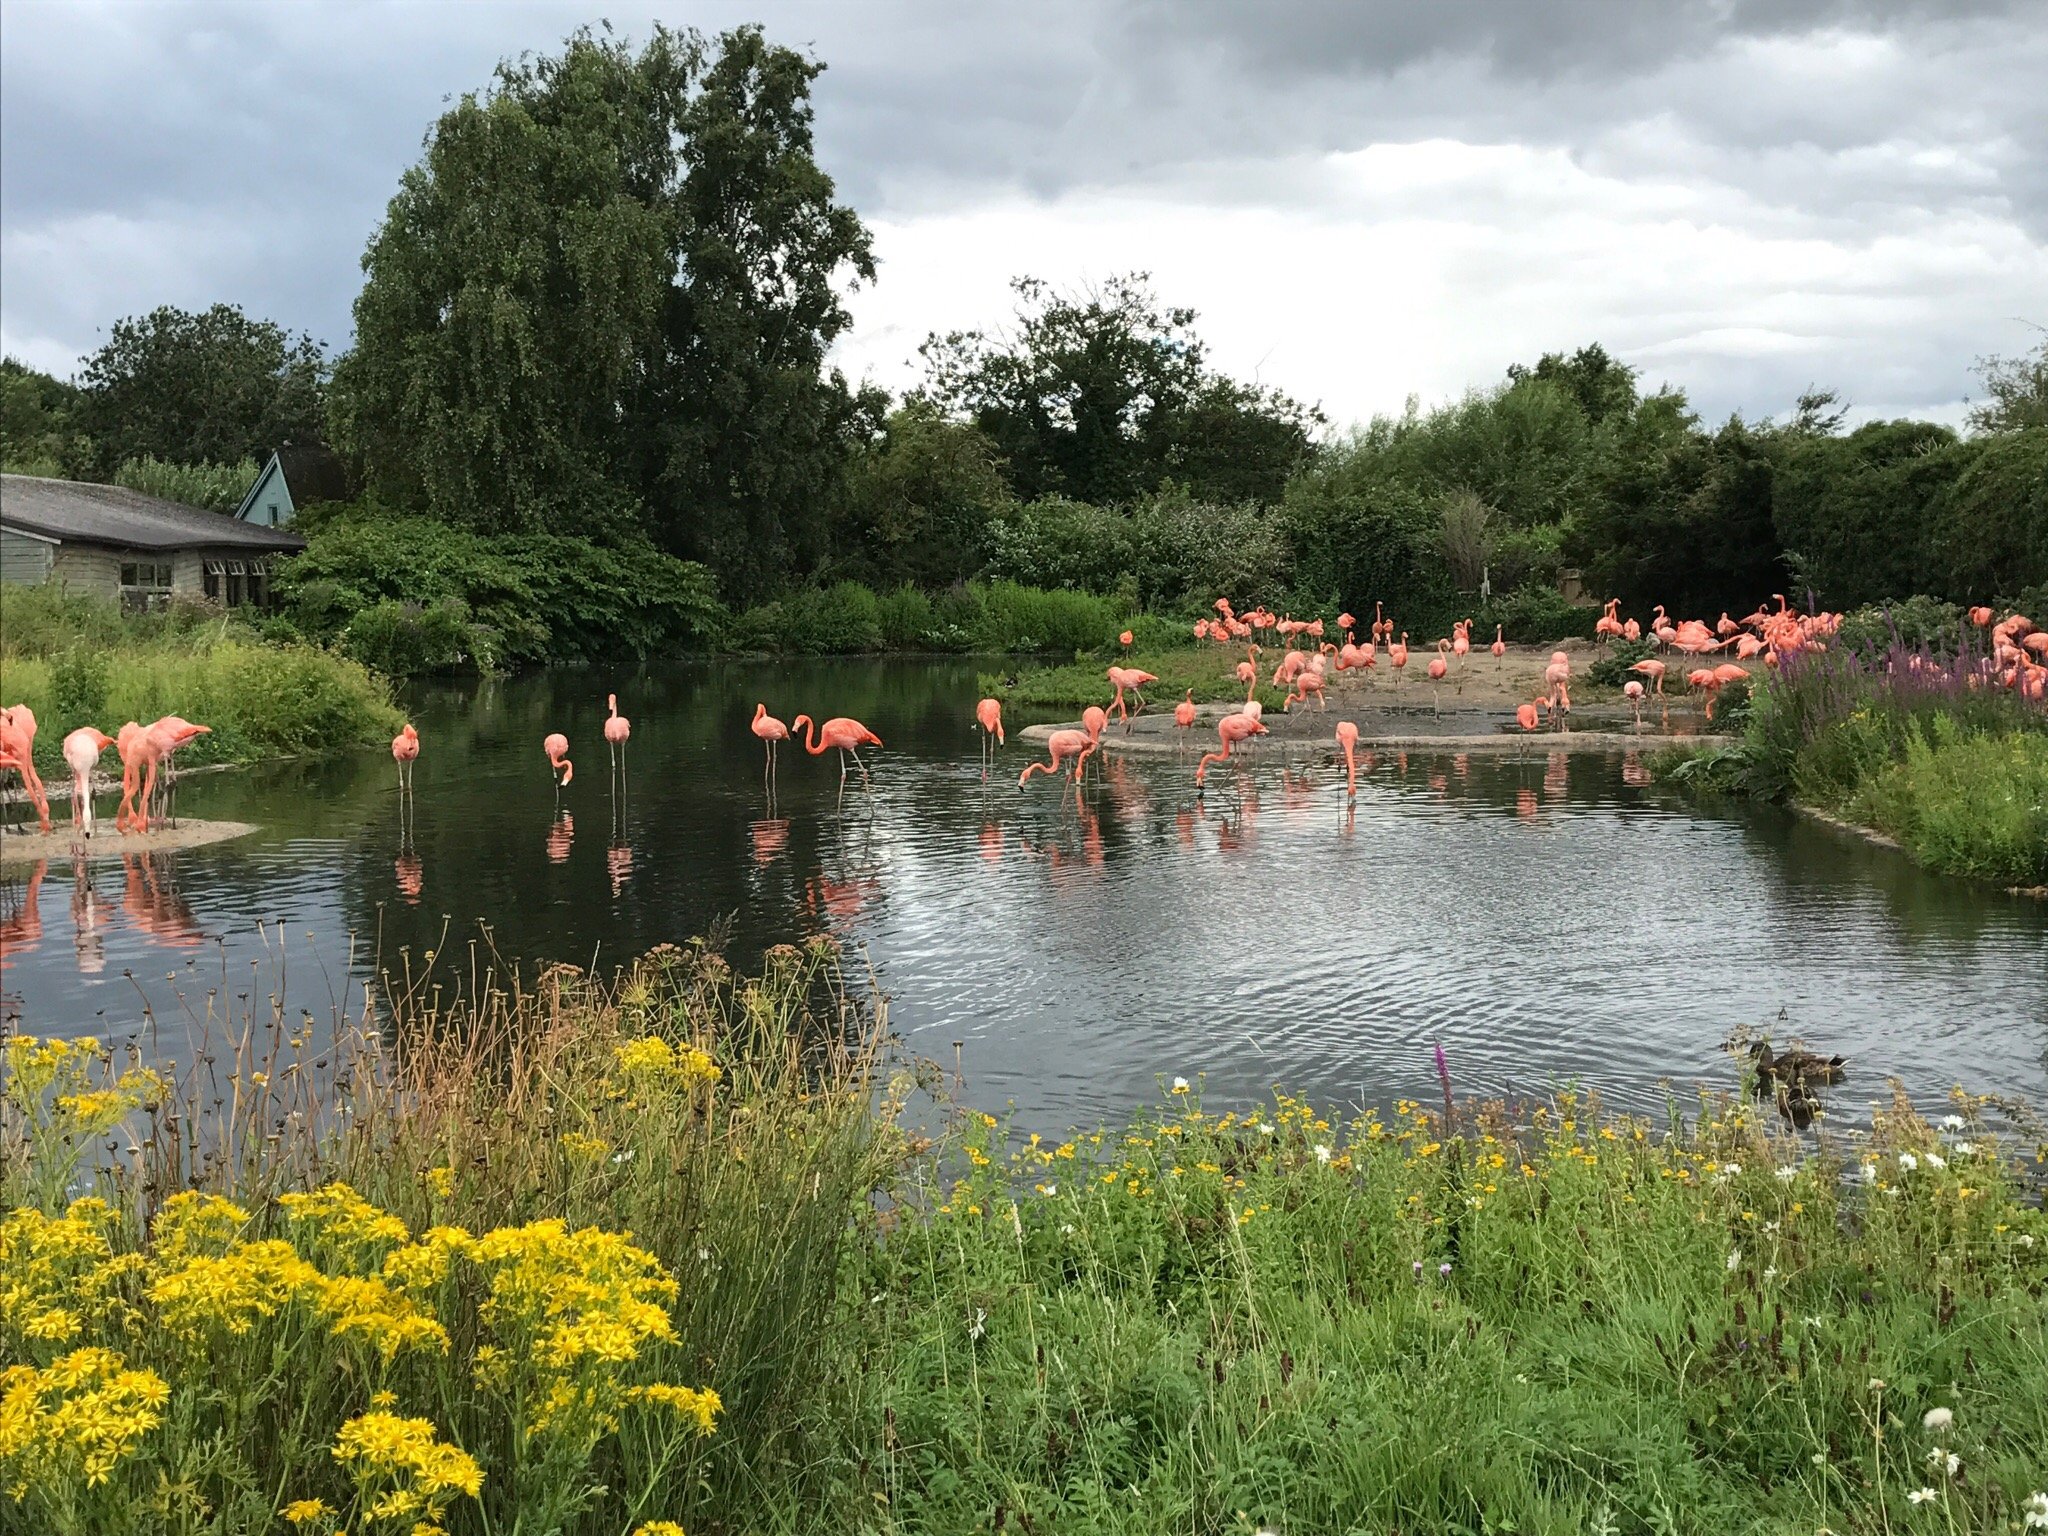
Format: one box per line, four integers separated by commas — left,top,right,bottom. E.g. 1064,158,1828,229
1623,679,1645,728
1119,629,1134,648
1594,599,1623,644
1491,624,1506,665
973,697,1004,776
0,706,51,833
752,703,790,793
1335,720,1359,798
135,716,209,830
1173,689,1197,751
1515,698,1542,732
1196,710,1267,787
793,714,884,799
1629,657,1666,696
391,722,419,806
1389,631,1410,689
60,727,113,838
1106,665,1159,728
1017,728,1096,789
113,722,147,833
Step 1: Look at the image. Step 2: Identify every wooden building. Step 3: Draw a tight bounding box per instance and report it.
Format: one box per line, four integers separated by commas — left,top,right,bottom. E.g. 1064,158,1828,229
0,473,304,610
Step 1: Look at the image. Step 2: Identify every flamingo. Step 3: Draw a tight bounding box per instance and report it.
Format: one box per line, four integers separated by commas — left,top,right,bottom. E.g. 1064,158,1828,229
1594,599,1624,645
792,714,884,800
0,706,51,833
1173,689,1198,752
391,723,419,795
544,732,573,805
1106,665,1159,728
1119,629,1134,648
1389,632,1409,689
1622,679,1645,729
604,694,631,789
1629,658,1667,696
1195,710,1268,788
1490,624,1506,665
113,722,147,833
1543,653,1572,721
1236,656,1258,702
1515,698,1543,732
1335,720,1359,798
1018,728,1097,789
1427,640,1449,712
972,697,1004,777
752,703,790,793
59,733,115,843
1285,659,1327,712
136,717,209,830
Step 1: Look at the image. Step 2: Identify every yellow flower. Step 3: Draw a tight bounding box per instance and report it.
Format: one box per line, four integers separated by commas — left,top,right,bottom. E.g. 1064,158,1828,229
371,1391,398,1408
332,1411,482,1516
561,1131,611,1161
151,1192,250,1262
278,1182,411,1260
0,1347,167,1497
634,1524,689,1536
628,1383,721,1435
615,1035,720,1087
281,1498,333,1525
424,1167,455,1199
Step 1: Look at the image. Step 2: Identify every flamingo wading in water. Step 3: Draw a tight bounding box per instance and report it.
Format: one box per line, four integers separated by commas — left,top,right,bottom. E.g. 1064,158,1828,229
604,694,631,793
544,732,573,807
753,704,791,795
974,697,1005,777
793,714,884,801
61,728,113,838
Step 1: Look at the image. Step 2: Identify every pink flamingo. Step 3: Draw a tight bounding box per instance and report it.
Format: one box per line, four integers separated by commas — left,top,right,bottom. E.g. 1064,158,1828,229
1236,655,1258,702
1594,599,1623,645
1543,653,1572,721
0,706,51,833
1335,720,1359,798
604,693,631,790
113,722,147,833
1173,689,1198,753
1285,659,1327,712
1629,658,1667,696
391,723,419,794
1195,711,1267,788
1515,696,1544,732
973,697,1004,776
1426,639,1449,712
1490,625,1506,666
136,716,209,830
1106,665,1159,728
1389,632,1409,689
793,714,884,800
1622,679,1645,728
1119,629,1134,648
753,703,791,793
1017,729,1097,789
544,732,573,806
1452,621,1472,661
60,728,114,838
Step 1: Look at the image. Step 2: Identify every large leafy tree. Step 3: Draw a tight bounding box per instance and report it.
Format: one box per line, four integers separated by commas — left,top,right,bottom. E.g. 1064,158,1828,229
916,274,1322,507
0,357,86,475
331,23,875,600
1965,334,2048,434
74,304,327,473
835,402,1011,587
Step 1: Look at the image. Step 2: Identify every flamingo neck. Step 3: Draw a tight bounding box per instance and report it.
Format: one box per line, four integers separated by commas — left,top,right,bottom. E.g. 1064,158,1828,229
794,715,826,754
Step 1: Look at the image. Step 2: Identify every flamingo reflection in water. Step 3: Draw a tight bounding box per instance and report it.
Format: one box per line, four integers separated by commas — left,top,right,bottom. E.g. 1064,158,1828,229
546,813,574,865
70,858,108,973
750,818,791,867
607,841,634,896
1,858,48,964
120,852,203,947
395,852,424,905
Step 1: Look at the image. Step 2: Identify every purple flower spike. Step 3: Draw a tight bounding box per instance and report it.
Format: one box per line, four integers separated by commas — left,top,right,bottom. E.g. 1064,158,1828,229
1439,1262,1453,1278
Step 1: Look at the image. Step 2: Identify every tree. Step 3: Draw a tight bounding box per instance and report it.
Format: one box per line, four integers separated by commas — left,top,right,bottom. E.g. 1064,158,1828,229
1506,343,1640,427
1965,333,2048,434
0,357,85,475
1772,420,1967,605
74,304,326,473
916,274,1321,507
331,23,877,600
835,402,1011,587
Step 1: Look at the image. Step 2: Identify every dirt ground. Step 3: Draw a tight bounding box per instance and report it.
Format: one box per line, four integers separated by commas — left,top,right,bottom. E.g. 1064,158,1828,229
1028,639,1753,752
0,818,257,867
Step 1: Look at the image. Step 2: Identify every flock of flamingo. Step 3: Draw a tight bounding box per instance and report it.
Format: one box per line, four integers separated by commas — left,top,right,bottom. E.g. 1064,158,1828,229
4,596,2040,848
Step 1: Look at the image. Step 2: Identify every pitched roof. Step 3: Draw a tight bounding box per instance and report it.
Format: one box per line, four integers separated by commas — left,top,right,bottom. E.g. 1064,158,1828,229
0,474,306,553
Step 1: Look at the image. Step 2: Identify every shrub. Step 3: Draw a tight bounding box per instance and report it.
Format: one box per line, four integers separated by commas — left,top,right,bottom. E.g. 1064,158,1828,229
343,598,482,676
1478,583,1597,645
1587,636,1657,688
111,455,259,513
1833,596,1968,661
968,581,1124,653
1855,720,2048,884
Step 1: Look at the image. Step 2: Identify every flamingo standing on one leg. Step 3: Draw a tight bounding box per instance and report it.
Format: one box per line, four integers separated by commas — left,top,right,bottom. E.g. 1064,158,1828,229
1173,689,1197,753
752,703,790,795
792,714,884,802
604,694,631,793
1389,632,1409,690
1335,720,1359,799
60,729,114,835
0,706,52,833
973,697,1004,777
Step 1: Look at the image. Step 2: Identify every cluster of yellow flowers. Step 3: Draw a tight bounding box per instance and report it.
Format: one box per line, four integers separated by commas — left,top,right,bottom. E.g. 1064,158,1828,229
615,1034,722,1088
329,1410,483,1527
4,1034,164,1141
0,1347,169,1498
0,1199,143,1347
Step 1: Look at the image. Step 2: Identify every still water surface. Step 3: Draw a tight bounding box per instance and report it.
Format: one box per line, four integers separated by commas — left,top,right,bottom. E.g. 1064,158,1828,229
4,659,2044,1128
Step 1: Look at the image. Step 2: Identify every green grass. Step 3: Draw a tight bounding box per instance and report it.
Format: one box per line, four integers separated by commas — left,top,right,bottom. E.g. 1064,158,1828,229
1853,720,2048,885
8,940,2047,1533
0,585,401,771
987,645,1294,712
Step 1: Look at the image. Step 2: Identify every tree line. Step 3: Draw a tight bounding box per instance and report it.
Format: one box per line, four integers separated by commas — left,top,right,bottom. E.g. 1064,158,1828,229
3,21,2043,657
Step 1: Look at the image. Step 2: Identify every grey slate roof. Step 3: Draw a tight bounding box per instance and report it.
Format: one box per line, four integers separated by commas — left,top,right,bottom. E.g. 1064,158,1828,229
0,474,305,553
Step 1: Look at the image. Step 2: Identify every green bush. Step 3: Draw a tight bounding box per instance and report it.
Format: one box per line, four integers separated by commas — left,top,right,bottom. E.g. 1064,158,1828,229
1477,582,1597,645
968,581,1125,653
1586,636,1657,688
112,454,259,513
1833,596,1968,661
343,598,482,676
1855,720,2048,884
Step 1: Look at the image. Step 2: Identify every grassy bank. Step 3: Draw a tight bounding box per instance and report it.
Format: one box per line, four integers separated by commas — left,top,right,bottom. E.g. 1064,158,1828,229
1659,644,2048,886
7,942,2046,1533
0,587,401,773
986,644,1293,712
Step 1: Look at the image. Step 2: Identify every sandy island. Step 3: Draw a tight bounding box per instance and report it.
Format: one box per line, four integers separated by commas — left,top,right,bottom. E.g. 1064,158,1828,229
0,819,257,866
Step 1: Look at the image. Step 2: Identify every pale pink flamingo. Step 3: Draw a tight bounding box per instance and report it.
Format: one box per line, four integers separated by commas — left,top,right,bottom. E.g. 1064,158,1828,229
544,732,573,805
1389,632,1410,689
973,697,1004,776
1491,625,1506,666
61,727,114,838
1452,621,1472,662
1173,689,1198,752
1594,599,1624,645
1335,720,1359,798
1629,658,1667,696
1236,656,1258,702
1106,665,1159,728
1018,728,1097,789
391,723,419,800
0,706,51,833
753,703,791,793
1543,653,1572,721
1623,679,1645,728
793,714,884,800
1426,640,1450,712
135,717,210,830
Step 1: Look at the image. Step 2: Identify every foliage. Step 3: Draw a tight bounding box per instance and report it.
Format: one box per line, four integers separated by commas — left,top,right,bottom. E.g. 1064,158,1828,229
1966,333,2048,434
0,938,896,1533
1853,720,2048,884
834,402,1011,588
0,356,87,476
110,454,258,513
331,23,878,602
1586,635,1658,688
727,580,1129,656
0,589,400,770
991,645,1291,712
916,273,1322,507
74,303,327,474
274,510,724,673
1476,582,1597,646
1434,486,1494,592
1934,427,2048,598
1771,421,1969,607
1833,597,1970,661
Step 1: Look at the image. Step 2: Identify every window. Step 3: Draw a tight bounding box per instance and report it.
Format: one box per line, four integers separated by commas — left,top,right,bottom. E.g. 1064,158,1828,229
118,556,173,614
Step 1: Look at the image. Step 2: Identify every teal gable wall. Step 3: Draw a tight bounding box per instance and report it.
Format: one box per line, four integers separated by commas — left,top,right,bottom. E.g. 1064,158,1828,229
234,455,296,527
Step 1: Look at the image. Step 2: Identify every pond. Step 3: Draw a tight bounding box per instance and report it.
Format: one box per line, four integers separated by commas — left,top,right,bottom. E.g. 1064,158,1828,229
3,658,2044,1130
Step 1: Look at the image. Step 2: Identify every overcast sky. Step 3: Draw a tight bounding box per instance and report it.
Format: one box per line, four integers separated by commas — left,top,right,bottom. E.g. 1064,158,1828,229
4,0,2044,430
